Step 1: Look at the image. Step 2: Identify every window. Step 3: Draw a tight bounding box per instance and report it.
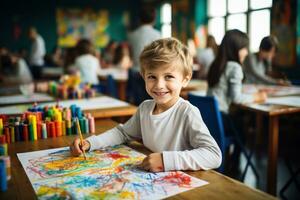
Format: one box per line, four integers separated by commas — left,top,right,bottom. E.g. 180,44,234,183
207,0,272,52
208,18,225,44
160,3,172,38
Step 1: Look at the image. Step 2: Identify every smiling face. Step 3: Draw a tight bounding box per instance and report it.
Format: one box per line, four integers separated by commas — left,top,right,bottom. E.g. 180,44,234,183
143,65,190,114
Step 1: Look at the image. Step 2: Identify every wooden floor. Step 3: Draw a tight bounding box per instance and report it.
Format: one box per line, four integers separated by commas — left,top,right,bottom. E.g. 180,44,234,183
224,113,300,200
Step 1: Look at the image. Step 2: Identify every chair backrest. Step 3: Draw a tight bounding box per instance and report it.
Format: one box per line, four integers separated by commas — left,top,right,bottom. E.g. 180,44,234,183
106,75,118,98
126,69,151,105
188,94,226,154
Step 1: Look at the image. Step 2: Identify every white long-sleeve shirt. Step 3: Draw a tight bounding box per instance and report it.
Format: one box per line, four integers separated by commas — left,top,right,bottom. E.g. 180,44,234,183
29,34,46,66
207,61,254,113
74,54,101,84
86,98,222,171
244,53,278,85
128,24,161,69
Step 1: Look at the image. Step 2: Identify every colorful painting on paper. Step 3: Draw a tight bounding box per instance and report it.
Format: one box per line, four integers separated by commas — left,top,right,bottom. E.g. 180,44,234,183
17,145,208,199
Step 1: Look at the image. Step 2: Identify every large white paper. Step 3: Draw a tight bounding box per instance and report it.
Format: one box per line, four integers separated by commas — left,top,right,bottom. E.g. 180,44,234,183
243,84,300,97
18,145,208,199
266,96,300,107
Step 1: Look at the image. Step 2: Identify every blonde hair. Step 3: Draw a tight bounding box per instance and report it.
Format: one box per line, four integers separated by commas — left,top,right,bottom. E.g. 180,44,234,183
140,37,193,78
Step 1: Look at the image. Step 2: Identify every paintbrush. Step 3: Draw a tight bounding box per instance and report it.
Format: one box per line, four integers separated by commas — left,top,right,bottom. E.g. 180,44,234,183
76,118,87,160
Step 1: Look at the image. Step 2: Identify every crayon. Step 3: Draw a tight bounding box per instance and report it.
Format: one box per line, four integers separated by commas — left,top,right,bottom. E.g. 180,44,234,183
0,118,3,135
22,124,29,141
0,135,7,156
41,123,47,139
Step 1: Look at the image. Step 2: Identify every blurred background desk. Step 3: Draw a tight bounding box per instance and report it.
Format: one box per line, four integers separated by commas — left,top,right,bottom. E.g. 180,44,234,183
0,93,54,106
236,93,300,195
0,95,137,119
0,119,276,200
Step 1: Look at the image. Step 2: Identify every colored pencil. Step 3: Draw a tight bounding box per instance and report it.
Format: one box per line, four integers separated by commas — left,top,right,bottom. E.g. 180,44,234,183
76,118,86,160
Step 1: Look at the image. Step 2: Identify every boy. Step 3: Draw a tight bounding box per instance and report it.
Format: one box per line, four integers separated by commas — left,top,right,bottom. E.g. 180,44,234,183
70,38,221,172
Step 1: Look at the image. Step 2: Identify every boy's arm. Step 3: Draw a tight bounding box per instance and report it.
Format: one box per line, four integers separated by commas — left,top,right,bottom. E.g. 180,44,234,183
162,108,222,171
86,108,142,151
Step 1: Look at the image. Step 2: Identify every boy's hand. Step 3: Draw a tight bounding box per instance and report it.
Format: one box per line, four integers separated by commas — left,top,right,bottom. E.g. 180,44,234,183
138,153,164,172
70,137,91,156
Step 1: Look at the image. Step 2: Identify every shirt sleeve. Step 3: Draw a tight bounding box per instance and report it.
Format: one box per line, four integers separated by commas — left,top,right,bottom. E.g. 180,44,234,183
86,107,142,151
162,107,222,171
245,55,277,85
228,64,254,104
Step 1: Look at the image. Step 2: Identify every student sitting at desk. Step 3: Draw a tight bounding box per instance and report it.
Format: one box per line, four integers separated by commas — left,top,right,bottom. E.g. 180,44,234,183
73,39,101,84
207,29,267,114
112,42,133,70
0,52,33,84
70,38,222,172
243,36,289,86
207,30,267,165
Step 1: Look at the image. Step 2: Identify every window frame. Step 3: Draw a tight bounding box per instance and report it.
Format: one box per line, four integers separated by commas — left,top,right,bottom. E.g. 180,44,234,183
207,0,272,48
160,2,172,38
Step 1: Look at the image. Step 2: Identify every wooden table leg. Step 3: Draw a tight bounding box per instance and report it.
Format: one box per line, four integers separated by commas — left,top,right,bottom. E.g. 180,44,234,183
267,115,279,195
118,81,127,101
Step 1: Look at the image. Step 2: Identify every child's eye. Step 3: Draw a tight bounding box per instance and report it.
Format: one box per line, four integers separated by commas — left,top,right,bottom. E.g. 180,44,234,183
165,75,174,79
147,75,156,80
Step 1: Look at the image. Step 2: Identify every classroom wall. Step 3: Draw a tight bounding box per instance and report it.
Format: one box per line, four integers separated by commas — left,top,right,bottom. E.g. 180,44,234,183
271,0,300,80
172,0,203,45
297,0,300,65
194,0,207,48
0,0,140,53
0,1,56,53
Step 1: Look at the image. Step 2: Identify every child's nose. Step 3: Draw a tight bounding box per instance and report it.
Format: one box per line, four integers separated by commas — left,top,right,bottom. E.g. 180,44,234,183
155,78,165,88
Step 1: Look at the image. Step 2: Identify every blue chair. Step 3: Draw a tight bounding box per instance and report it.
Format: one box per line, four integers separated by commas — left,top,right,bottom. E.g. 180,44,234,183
92,75,118,98
91,83,106,94
126,69,151,105
106,75,118,98
188,94,259,181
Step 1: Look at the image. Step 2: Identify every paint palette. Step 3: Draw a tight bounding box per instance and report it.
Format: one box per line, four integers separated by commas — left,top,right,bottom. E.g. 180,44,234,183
18,145,208,199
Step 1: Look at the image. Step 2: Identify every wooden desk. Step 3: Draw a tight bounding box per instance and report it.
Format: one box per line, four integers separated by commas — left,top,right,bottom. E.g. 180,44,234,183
87,104,136,118
0,119,276,200
236,102,300,195
0,96,137,119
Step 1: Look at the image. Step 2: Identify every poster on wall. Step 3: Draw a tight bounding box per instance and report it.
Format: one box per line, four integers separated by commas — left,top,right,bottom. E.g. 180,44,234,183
272,0,297,67
56,8,110,48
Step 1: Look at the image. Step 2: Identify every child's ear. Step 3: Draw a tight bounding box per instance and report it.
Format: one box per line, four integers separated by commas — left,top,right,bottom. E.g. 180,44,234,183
182,75,191,88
